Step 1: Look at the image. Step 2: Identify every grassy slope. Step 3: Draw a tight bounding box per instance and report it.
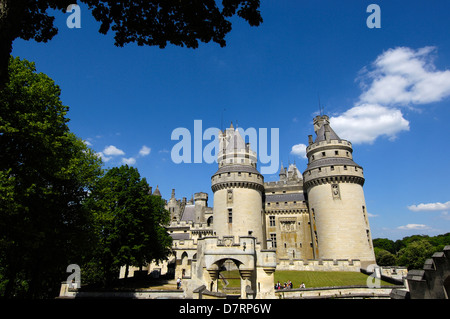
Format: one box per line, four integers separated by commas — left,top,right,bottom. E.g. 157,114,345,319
274,271,395,288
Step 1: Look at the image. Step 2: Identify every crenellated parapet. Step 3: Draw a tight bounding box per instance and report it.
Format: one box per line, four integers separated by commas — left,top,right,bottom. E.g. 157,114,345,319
211,165,264,193
303,171,365,191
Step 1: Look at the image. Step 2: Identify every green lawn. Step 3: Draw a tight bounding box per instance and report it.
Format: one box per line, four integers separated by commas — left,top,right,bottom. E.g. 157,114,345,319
218,270,394,291
274,271,395,288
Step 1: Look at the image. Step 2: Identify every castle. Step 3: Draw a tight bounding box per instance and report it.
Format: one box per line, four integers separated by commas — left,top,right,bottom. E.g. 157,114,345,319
134,115,376,298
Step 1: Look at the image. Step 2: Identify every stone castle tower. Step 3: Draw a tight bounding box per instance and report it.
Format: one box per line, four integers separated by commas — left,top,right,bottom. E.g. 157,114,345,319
303,115,376,268
120,115,377,299
211,123,266,245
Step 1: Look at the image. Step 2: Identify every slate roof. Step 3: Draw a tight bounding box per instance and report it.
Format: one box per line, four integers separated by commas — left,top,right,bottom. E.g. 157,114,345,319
314,123,341,143
265,193,305,203
170,233,190,240
180,205,195,222
307,157,361,170
213,165,260,176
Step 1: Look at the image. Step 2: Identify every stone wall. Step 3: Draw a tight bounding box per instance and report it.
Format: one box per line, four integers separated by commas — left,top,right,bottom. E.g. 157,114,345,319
275,286,397,299
276,258,361,272
391,245,450,299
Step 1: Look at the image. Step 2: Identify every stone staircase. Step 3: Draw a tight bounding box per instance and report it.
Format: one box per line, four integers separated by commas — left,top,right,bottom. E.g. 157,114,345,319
391,245,450,299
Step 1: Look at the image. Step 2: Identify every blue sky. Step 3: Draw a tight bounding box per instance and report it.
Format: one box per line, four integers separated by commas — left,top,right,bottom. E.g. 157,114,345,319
12,1,450,240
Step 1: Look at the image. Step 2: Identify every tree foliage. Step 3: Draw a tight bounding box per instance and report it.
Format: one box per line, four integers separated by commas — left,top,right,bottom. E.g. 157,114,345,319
0,0,263,87
373,233,450,270
0,56,103,298
83,165,172,286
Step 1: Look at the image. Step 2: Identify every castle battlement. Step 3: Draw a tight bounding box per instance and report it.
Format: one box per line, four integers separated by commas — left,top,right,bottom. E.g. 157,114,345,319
169,220,212,228
307,139,352,152
277,258,361,272
264,180,303,187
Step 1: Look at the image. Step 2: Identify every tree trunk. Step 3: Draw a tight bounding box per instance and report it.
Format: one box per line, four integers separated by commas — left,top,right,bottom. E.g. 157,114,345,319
0,36,12,90
0,0,14,90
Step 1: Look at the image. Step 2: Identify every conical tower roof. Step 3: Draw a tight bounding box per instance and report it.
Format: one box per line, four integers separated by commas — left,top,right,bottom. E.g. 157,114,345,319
153,185,161,197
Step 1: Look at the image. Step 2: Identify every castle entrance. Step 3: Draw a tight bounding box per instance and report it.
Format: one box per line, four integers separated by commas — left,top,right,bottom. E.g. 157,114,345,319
218,259,242,297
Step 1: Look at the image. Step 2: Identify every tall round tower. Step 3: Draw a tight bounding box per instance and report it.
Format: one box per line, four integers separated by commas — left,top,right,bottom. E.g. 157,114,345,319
303,115,375,268
211,124,266,245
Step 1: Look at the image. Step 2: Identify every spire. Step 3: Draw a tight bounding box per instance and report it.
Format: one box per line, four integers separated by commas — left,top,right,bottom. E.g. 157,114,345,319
279,162,286,181
230,121,234,129
279,162,286,175
153,185,161,197
313,115,341,143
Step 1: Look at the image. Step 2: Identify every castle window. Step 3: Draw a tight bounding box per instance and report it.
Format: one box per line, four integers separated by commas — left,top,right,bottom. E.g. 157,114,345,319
270,234,277,248
269,216,275,226
312,155,315,160
284,202,288,205
344,165,347,170
335,151,339,155
238,172,241,176
322,152,326,157
331,166,334,170
228,209,232,223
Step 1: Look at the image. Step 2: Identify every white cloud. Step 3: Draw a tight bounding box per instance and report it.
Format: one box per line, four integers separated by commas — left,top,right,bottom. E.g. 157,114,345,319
139,145,151,157
122,157,136,165
97,152,111,162
359,46,450,105
102,145,125,156
290,143,307,159
331,46,450,144
397,224,430,230
330,104,410,144
83,140,93,146
407,201,450,212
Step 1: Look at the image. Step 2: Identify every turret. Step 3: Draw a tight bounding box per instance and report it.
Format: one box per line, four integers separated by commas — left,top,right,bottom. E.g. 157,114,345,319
303,115,375,268
194,192,208,223
211,124,265,245
279,162,287,181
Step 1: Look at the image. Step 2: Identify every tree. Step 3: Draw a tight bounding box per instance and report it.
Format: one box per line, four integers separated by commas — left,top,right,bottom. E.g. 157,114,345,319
374,247,396,266
83,165,172,286
373,238,395,254
0,56,103,298
396,240,437,270
0,0,263,88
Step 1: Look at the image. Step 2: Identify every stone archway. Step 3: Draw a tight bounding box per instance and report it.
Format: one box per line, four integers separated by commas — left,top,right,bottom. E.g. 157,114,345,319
206,257,256,298
219,259,241,296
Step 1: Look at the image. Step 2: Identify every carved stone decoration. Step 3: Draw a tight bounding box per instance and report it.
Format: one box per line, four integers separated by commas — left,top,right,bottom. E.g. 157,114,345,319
227,189,233,205
279,218,296,232
331,183,340,199
223,237,233,247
